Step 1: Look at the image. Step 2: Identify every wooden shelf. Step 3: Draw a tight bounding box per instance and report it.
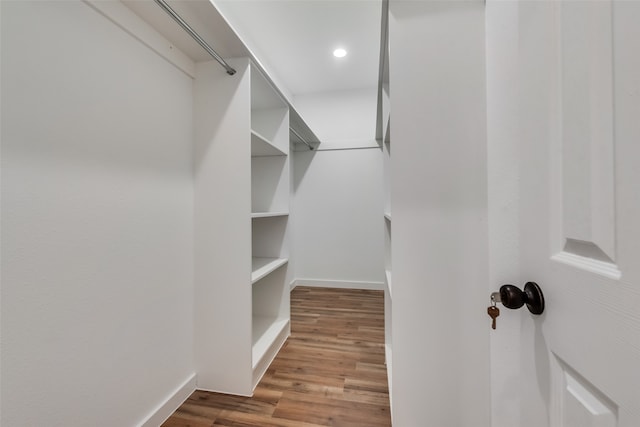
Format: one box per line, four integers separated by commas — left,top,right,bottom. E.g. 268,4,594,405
252,212,289,219
251,257,288,284
251,130,287,157
385,270,393,299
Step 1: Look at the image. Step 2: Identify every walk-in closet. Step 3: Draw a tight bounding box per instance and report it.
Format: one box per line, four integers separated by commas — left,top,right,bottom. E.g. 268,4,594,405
7,1,639,426
2,0,388,425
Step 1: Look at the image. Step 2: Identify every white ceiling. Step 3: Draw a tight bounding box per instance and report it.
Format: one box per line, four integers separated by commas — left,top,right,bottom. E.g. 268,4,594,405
214,0,382,95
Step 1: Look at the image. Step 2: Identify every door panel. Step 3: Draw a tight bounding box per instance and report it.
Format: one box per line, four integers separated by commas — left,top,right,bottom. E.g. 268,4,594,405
554,0,618,275
516,1,640,426
552,355,618,427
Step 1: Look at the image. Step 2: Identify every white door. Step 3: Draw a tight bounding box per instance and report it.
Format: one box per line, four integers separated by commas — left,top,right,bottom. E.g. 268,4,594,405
491,1,640,426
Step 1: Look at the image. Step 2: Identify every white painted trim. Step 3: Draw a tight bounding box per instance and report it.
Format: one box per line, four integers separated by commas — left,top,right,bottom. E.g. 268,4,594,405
138,373,196,427
195,386,253,398
82,0,196,78
551,251,622,280
292,278,385,291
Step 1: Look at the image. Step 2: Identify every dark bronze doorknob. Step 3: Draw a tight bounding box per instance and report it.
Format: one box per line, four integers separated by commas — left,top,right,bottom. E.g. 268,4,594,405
499,282,545,315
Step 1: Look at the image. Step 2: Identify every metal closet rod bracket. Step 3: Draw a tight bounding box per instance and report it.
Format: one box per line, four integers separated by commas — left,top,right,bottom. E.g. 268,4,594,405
154,0,236,75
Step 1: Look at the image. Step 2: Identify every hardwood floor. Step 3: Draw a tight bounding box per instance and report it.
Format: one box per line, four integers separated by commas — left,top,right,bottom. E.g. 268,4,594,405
163,286,391,427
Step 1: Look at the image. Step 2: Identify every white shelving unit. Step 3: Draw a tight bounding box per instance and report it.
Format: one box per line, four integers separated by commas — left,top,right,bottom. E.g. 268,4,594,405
383,132,392,387
250,63,291,389
377,0,393,413
116,0,316,400
193,58,292,396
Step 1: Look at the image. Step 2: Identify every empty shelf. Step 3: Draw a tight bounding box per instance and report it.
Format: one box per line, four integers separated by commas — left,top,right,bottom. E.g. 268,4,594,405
251,130,287,157
384,116,391,145
251,257,288,284
252,316,289,368
251,212,289,218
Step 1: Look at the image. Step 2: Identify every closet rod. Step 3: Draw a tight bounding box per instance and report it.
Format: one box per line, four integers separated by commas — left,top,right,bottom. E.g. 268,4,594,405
290,127,314,150
154,0,236,75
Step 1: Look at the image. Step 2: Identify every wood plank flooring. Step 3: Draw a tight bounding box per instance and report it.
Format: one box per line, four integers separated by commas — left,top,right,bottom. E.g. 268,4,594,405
162,286,391,427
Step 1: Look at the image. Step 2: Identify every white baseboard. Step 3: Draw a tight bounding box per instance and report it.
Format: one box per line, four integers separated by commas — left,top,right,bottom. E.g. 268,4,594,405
138,373,196,427
291,278,384,291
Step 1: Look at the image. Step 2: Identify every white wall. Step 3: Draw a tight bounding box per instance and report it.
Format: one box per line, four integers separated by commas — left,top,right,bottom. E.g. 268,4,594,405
293,149,384,287
1,2,194,425
294,88,379,149
292,89,384,288
389,2,491,426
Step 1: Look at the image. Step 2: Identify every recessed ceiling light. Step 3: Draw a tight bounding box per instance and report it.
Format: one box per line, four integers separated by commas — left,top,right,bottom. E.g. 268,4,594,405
333,48,347,58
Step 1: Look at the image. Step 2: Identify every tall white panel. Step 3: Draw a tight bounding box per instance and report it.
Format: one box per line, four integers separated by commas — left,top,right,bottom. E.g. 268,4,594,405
194,58,253,395
554,0,618,275
388,2,490,425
